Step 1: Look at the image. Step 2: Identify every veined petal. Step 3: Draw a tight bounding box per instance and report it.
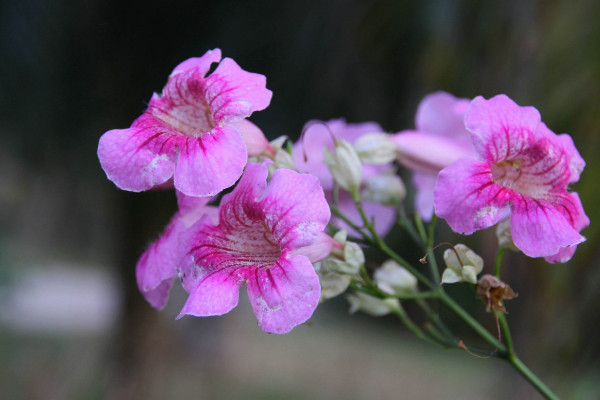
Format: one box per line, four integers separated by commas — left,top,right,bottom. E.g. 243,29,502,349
204,58,273,125
178,267,242,318
258,167,331,249
465,95,541,163
510,194,586,258
246,255,320,334
434,158,509,234
97,124,178,192
174,125,247,197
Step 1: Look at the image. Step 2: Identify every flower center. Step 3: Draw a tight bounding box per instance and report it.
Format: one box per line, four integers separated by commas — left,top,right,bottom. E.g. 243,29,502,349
153,99,215,137
491,159,551,199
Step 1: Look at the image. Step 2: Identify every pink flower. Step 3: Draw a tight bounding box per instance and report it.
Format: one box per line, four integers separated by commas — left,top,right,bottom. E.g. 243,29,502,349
391,92,474,220
177,163,331,334
136,191,218,309
98,49,273,197
434,94,588,262
293,119,396,237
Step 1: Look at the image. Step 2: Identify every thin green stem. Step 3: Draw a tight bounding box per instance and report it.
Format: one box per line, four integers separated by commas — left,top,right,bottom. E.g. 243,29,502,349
392,306,442,348
397,206,423,246
495,247,507,278
425,215,440,285
498,313,559,400
414,213,428,243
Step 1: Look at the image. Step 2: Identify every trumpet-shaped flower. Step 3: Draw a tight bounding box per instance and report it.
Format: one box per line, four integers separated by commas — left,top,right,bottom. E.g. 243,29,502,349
293,119,397,236
391,92,473,220
434,95,588,262
136,191,218,309
177,163,330,334
98,49,273,197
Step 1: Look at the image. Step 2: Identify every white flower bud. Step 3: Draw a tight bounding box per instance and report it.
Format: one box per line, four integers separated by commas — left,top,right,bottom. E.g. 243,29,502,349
323,139,363,194
354,133,397,165
346,292,400,316
495,218,519,251
374,260,417,295
441,244,484,284
314,262,353,302
361,173,406,206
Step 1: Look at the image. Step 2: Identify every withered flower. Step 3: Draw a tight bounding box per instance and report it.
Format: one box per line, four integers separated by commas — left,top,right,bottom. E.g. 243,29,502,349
477,274,517,313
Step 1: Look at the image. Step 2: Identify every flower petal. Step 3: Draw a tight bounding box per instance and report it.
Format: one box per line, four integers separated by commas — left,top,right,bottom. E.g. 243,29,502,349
178,267,241,318
169,48,222,78
434,158,509,234
258,167,331,249
246,255,320,334
97,125,178,192
204,58,273,125
465,95,541,163
174,125,247,196
415,91,470,144
412,173,437,221
510,194,586,258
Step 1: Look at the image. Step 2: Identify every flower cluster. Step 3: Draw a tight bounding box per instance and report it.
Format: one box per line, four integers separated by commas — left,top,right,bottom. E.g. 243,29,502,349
98,50,588,335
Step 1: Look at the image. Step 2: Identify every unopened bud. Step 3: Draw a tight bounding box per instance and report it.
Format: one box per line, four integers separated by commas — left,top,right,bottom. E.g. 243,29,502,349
314,262,353,302
441,244,483,284
374,260,417,295
495,219,519,251
361,173,406,205
346,292,400,316
323,139,363,194
354,133,397,165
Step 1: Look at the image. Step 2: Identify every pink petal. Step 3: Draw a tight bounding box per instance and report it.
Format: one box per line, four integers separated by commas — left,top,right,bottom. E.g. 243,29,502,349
289,231,334,263
412,173,437,221
434,158,509,234
178,267,241,318
246,255,320,334
232,119,272,157
169,49,222,78
465,95,541,162
554,131,585,184
174,125,247,196
510,194,586,258
392,131,473,175
258,167,331,249
97,125,178,192
415,91,470,144
204,58,273,125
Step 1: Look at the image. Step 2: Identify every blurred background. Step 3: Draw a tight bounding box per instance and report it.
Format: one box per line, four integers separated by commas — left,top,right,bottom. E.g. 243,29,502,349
1,0,599,398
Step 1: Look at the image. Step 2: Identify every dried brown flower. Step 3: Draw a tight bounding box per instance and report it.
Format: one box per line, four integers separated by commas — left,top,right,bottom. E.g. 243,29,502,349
477,274,517,313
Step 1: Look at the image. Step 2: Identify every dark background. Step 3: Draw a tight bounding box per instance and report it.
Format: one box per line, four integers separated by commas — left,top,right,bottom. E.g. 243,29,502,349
1,1,599,399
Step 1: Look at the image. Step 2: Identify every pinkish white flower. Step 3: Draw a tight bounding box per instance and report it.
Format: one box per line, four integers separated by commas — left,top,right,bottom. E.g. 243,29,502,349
98,49,273,197
391,92,474,220
434,95,588,262
136,191,218,309
293,119,396,237
177,163,330,334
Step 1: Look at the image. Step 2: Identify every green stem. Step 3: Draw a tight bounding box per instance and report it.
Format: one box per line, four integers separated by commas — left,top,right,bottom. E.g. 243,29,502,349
397,206,423,246
414,213,428,243
495,247,507,278
498,313,559,400
392,306,442,348
425,215,440,285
